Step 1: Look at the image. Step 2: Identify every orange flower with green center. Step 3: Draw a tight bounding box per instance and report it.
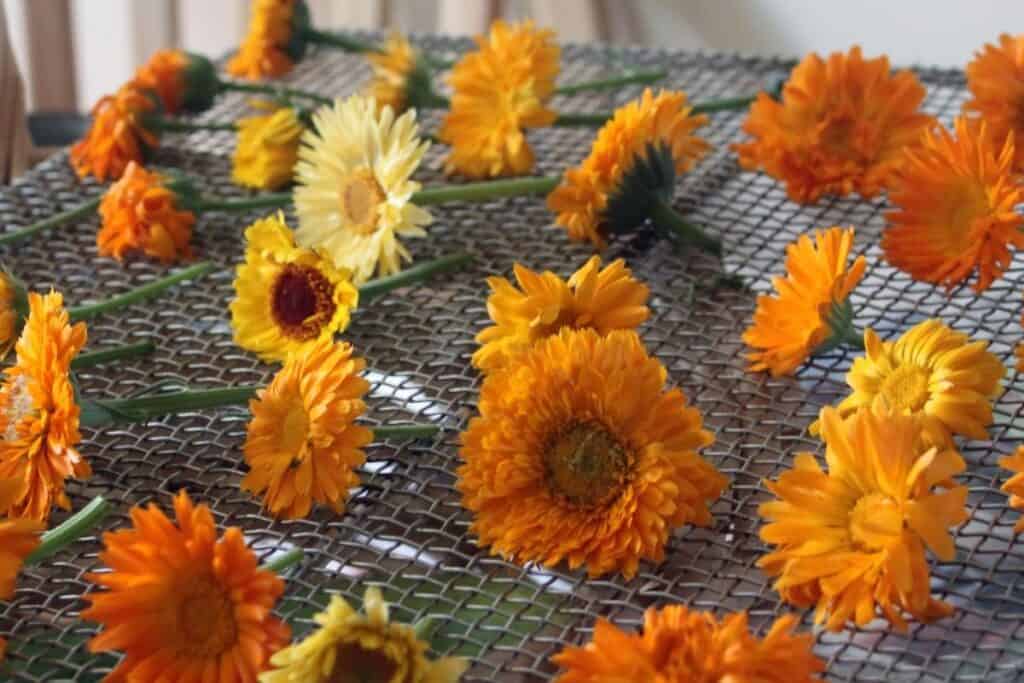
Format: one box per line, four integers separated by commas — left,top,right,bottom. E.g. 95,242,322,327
883,117,1024,292
553,606,824,682
734,46,935,204
1000,446,1024,534
83,490,290,681
965,33,1024,171
70,84,159,181
227,0,306,80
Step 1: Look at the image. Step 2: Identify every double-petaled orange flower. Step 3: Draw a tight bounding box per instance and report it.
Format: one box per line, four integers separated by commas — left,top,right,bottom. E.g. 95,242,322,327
965,33,1024,171
228,0,302,80
0,477,41,665
1001,446,1024,535
70,84,158,181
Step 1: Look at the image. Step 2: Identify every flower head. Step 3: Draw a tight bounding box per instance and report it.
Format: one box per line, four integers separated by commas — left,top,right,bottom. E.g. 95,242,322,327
439,20,560,178
1000,446,1024,534
293,95,432,284
734,46,934,204
227,0,307,80
553,606,824,683
0,291,87,522
0,478,41,600
760,402,968,632
365,32,433,114
547,89,710,248
231,213,358,363
133,49,219,114
232,105,304,190
965,33,1024,171
473,256,650,372
70,84,159,181
743,226,866,377
261,587,467,683
459,328,726,578
828,319,1004,445
0,270,28,359
83,490,290,681
96,161,196,264
883,117,1024,292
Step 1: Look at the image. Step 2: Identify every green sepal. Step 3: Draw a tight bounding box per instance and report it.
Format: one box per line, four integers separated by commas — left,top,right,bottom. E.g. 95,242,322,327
161,171,203,213
286,0,312,62
404,59,448,110
2,264,29,323
603,142,676,236
817,299,865,353
181,52,220,113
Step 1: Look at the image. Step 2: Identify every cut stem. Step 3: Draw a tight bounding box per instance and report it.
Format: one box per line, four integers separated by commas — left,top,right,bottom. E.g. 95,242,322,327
373,424,440,440
260,548,304,574
552,91,765,128
26,497,110,564
301,27,378,53
219,79,332,107
554,69,667,96
146,117,236,133
0,196,101,247
68,261,217,322
358,253,473,303
412,176,559,206
86,385,262,426
191,193,291,213
692,95,756,114
649,196,722,256
71,341,156,370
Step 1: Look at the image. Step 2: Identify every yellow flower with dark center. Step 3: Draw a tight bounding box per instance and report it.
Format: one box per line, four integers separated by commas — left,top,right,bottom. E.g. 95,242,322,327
243,337,373,519
1000,446,1024,534
293,95,432,284
231,213,358,363
553,606,824,683
760,402,968,632
883,117,1024,292
547,89,710,248
743,226,866,377
826,319,1004,445
965,33,1024,171
261,587,466,683
233,105,305,190
473,256,650,372
459,327,726,579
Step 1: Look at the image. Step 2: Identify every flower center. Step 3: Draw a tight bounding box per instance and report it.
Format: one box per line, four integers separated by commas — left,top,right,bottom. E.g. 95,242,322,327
879,364,931,412
279,402,309,459
338,168,386,235
848,493,903,552
543,421,633,508
938,181,990,256
2,375,35,442
175,575,238,659
269,263,336,341
327,641,400,683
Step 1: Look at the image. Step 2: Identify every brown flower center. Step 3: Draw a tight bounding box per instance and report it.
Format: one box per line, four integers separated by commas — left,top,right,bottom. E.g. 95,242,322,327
2,375,35,442
544,421,633,508
339,168,386,235
175,575,238,659
327,641,400,683
849,492,903,552
879,364,931,413
270,263,336,341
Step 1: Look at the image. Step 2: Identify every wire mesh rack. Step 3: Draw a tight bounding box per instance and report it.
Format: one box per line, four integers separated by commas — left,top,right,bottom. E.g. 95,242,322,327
0,33,1022,682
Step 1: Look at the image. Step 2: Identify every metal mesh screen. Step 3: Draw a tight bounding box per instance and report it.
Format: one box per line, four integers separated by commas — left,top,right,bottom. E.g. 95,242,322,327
1,33,1022,682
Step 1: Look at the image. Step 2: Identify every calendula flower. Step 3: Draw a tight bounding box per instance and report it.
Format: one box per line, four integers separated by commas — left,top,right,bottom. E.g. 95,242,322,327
552,606,824,683
547,89,712,249
760,402,968,632
83,490,290,681
0,291,87,522
133,49,219,114
0,477,40,599
439,20,560,178
1000,446,1024,534
261,587,467,683
231,213,359,363
883,117,1024,292
734,46,934,204
366,32,434,114
459,328,726,579
96,161,196,264
227,0,307,80
293,94,432,284
965,33,1024,171
70,84,158,181
0,270,27,359
826,319,1004,445
743,226,867,377
242,337,372,518
232,105,305,190
473,256,650,372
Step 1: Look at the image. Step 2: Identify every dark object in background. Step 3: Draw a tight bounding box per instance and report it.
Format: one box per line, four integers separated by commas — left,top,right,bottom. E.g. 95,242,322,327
27,111,88,147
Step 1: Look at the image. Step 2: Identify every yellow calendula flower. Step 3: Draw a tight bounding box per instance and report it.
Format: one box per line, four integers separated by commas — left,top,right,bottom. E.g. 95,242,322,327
293,95,432,284
0,270,27,359
232,105,305,191
230,213,358,363
260,587,467,683
366,32,429,114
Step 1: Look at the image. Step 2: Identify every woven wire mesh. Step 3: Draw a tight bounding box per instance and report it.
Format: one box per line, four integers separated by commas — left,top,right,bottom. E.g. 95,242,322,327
1,33,1022,682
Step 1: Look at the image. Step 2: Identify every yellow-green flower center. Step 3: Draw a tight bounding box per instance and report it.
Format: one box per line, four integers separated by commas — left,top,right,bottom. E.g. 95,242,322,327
339,168,386,235
328,641,400,683
544,421,632,508
175,575,238,658
849,493,902,552
280,402,310,461
879,364,931,413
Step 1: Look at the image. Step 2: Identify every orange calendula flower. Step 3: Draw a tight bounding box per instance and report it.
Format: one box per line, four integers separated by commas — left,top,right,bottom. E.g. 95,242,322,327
553,606,824,683
366,32,426,114
439,19,560,178
228,0,305,80
96,161,196,264
232,105,304,190
83,490,290,681
547,89,711,249
133,49,219,114
0,477,41,599
883,117,1024,292
760,402,968,632
1000,446,1024,534
0,291,88,522
70,84,159,181
243,337,373,519
965,33,1024,171
734,46,934,204
743,226,866,377
0,270,27,359
459,328,726,579
473,256,650,372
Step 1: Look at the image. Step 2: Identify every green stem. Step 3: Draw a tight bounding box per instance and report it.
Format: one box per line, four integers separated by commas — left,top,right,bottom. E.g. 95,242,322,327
358,253,473,303
691,95,756,114
301,27,378,53
191,193,291,212
554,69,667,96
552,111,610,127
552,91,763,128
84,385,261,427
0,197,101,246
260,548,304,574
68,262,216,322
821,300,865,352
219,79,332,107
71,341,155,370
146,116,236,133
411,176,559,206
649,196,722,256
25,497,110,564
372,424,440,440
